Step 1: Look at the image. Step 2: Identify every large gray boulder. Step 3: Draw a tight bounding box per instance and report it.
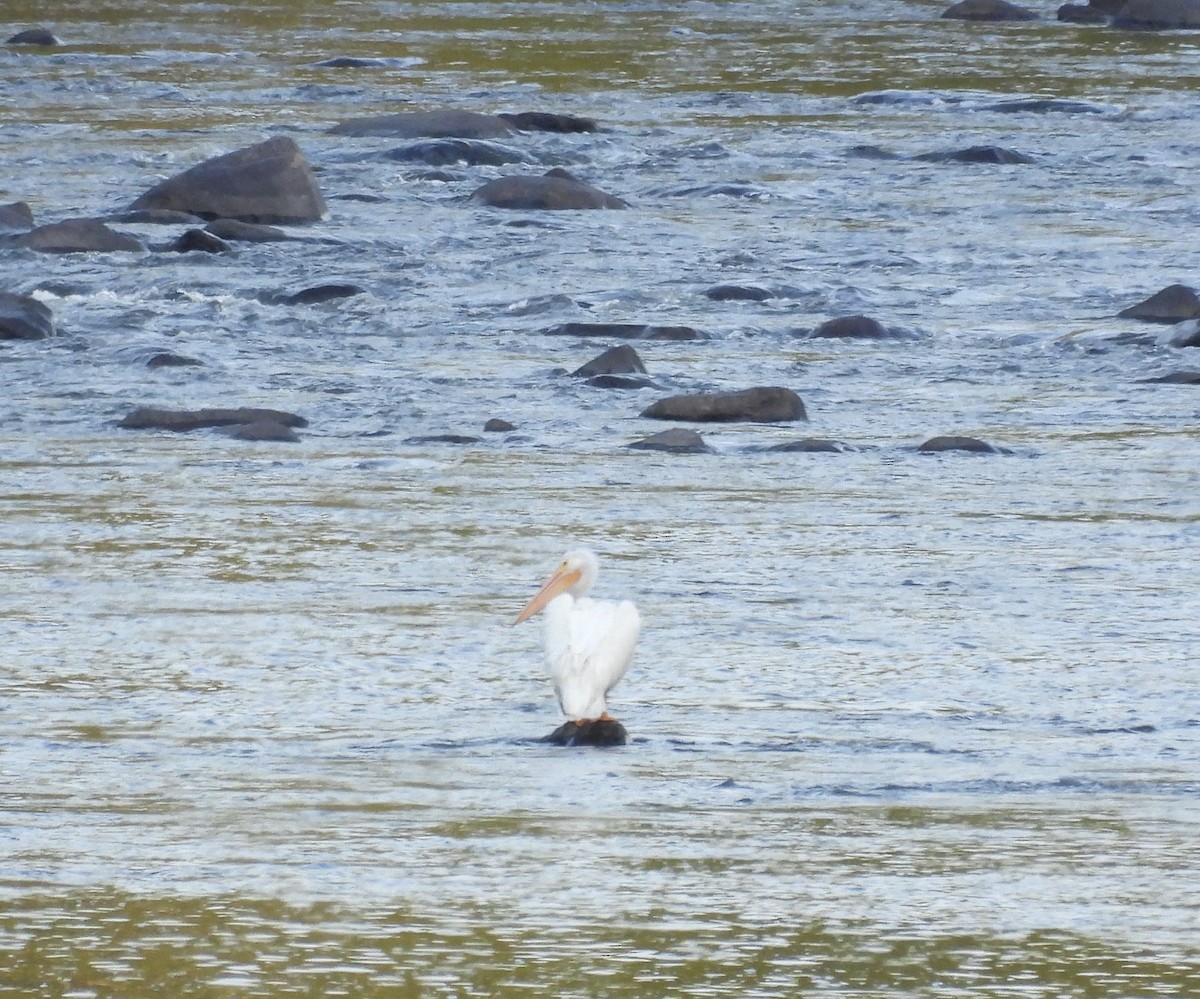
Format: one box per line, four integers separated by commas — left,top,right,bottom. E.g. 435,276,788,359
641,387,807,423
0,291,54,340
129,137,327,224
329,109,514,139
471,170,628,210
1111,0,1200,27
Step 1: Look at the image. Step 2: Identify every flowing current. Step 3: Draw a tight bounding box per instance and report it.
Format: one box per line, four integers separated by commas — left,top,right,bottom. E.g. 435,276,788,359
2,1,1199,995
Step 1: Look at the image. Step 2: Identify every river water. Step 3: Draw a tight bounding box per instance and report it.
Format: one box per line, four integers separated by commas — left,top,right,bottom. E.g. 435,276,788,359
3,1,1200,996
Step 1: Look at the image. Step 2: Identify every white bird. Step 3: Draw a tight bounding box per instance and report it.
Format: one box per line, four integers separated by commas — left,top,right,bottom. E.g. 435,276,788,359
511,549,640,725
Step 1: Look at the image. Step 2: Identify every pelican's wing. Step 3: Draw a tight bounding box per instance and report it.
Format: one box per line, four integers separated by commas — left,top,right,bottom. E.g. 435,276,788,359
545,596,640,719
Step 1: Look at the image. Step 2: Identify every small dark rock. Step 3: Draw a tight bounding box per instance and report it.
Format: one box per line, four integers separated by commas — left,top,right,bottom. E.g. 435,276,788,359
314,56,392,68
628,428,714,454
404,434,484,445
572,344,648,377
1139,371,1200,383
471,171,628,210
808,315,891,339
146,352,203,368
16,218,144,254
1117,284,1200,323
167,228,232,254
499,111,598,133
484,418,516,432
642,387,806,423
0,291,54,340
0,201,34,232
1057,2,1111,20
118,407,308,432
942,0,1040,18
704,284,772,302
917,435,1006,454
543,719,628,747
6,28,61,45
276,284,365,306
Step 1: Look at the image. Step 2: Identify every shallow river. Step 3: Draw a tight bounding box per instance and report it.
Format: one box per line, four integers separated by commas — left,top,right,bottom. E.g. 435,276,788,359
3,1,1200,996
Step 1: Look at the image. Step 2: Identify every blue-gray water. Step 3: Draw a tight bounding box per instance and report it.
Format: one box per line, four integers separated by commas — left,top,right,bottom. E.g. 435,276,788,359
2,1,1199,995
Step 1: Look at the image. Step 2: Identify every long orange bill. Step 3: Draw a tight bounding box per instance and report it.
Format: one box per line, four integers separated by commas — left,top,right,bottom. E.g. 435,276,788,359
511,566,582,626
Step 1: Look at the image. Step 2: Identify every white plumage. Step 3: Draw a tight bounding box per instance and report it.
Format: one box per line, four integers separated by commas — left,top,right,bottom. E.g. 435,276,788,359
512,549,640,723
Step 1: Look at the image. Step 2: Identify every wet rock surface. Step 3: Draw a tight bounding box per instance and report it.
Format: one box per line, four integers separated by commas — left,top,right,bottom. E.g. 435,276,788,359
641,387,807,423
129,136,327,224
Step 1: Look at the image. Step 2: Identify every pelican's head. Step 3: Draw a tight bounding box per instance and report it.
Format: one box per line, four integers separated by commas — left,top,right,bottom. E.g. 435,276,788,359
511,549,598,625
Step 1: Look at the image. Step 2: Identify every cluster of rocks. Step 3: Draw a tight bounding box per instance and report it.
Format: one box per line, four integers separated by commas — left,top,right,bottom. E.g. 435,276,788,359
3,79,1197,456
941,0,1200,26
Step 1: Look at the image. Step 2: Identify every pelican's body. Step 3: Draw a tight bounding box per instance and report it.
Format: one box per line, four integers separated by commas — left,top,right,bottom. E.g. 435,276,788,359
512,549,640,724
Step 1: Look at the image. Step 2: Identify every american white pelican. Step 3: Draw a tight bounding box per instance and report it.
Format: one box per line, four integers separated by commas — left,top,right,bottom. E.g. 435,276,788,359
512,549,640,725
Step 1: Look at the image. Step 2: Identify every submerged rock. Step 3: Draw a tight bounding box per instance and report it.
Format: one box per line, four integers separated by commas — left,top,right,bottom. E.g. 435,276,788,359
1163,320,1200,347
484,418,516,432
942,0,1040,18
384,138,535,167
546,322,706,341
982,98,1110,114
0,291,54,340
205,218,296,243
498,111,597,133
628,428,713,453
274,284,366,306
16,218,143,253
471,170,628,210
146,352,203,368
704,284,772,302
766,438,859,453
403,434,484,445
129,136,327,224
1139,371,1200,383
543,719,628,747
118,406,308,432
572,344,648,377
1117,284,1200,323
330,109,514,139
642,387,806,423
217,420,302,442
1111,0,1200,28
915,145,1035,164
917,435,1008,454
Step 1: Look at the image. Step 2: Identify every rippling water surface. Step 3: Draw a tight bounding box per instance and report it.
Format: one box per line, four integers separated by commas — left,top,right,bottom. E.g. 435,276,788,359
3,1,1200,995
